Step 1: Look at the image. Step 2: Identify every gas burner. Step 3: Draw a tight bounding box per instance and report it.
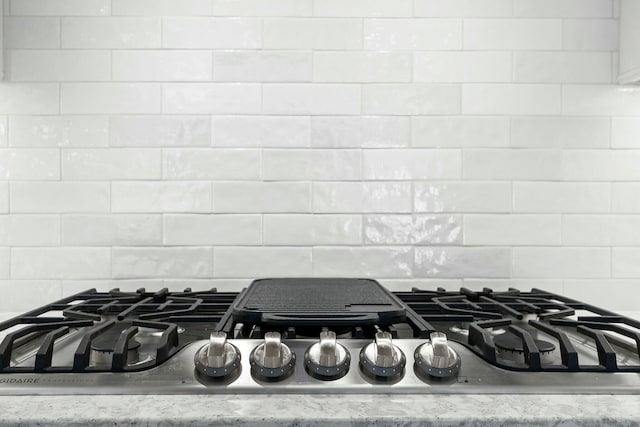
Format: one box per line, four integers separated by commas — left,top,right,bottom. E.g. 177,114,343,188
494,332,556,363
90,329,141,367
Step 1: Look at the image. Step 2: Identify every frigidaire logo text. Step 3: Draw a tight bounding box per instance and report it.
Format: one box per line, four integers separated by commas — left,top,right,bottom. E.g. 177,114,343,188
0,378,39,384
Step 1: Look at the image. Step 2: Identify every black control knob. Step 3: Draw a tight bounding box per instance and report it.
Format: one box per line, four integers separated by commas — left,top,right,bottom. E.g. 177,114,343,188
250,331,296,382
414,332,461,379
304,330,350,380
194,331,241,380
359,331,405,381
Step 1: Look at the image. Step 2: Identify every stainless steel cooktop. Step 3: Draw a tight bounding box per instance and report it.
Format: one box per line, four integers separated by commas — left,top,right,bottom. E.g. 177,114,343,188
1,278,640,395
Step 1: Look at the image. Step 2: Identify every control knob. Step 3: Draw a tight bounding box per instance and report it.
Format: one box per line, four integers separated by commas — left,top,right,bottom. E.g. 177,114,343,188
194,331,241,380
304,330,350,380
250,331,296,382
359,331,405,381
414,331,461,379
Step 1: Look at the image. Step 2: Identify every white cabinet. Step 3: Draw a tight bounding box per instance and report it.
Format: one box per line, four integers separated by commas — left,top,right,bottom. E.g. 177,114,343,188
619,0,640,84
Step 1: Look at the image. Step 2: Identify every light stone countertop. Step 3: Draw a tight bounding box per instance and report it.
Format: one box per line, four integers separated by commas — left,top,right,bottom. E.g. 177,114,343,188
1,312,640,426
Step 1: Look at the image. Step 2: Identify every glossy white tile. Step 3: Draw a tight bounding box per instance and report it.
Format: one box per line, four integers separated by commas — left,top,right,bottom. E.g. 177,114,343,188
264,18,362,49
612,118,640,148
413,52,512,83
61,17,161,48
163,149,260,180
563,85,640,116
213,116,310,147
364,215,462,245
112,0,210,15
513,52,612,83
62,148,161,180
163,18,261,48
163,83,261,114
412,116,509,148
213,51,311,82
414,247,511,278
9,116,108,148
514,0,613,17
164,214,261,245
263,214,361,245
113,51,212,81
513,247,610,278
562,19,618,50
314,52,411,82
11,182,110,213
263,84,361,115
262,149,361,181
364,19,462,50
313,246,413,277
62,214,161,246
0,84,59,115
112,247,213,278
511,117,610,148
214,182,310,213
0,215,60,246
0,149,59,180
463,149,562,180
363,149,461,180
464,214,561,245
314,0,412,17
11,0,110,15
414,0,513,17
464,19,562,50
363,84,460,115
215,247,312,277
313,182,412,213
311,116,410,148
110,116,210,147
112,182,212,213
4,17,60,48
414,182,512,213
213,0,312,16
9,50,111,82
463,84,561,115
12,247,111,279
61,83,161,114
514,182,610,213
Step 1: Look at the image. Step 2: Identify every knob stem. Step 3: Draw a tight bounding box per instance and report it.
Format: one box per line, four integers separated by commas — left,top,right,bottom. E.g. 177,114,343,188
319,331,338,366
263,331,283,368
207,331,227,368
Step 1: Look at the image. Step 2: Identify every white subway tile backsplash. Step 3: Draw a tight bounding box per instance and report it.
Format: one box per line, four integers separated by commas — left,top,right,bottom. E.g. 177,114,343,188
0,118,6,147
464,19,562,50
311,117,410,148
263,84,361,115
313,182,412,213
12,247,111,279
564,279,640,310
514,182,610,213
110,116,210,147
11,0,110,16
562,19,618,51
163,18,261,49
612,248,640,278
612,118,640,148
612,183,640,213
513,247,610,278
214,182,310,213
0,281,62,311
62,148,161,180
62,214,161,246
113,51,212,82
163,149,260,180
0,185,8,214
213,116,310,147
213,0,312,16
264,18,362,49
62,83,161,114
314,52,411,83
513,52,612,83
412,116,509,148
364,215,462,245
112,0,211,16
363,149,461,180
0,215,60,246
11,182,110,213
213,51,312,82
163,84,261,114
9,50,111,82
463,84,561,115
414,182,512,213
514,0,613,17
0,149,59,180
464,214,561,245
10,116,108,148
414,0,513,17
0,84,59,115
314,0,411,17
561,215,640,246
215,247,312,277
263,214,361,245
463,149,562,180
164,214,261,245
61,17,161,48
4,17,60,48
511,117,610,149
563,85,640,116
414,52,512,83
363,84,460,115
414,247,511,278
112,182,212,213
313,246,413,277
112,247,213,278
364,19,462,50
0,249,8,279
262,149,361,181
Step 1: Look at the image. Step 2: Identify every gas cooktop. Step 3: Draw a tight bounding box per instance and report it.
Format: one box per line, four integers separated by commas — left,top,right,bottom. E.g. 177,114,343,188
1,278,639,394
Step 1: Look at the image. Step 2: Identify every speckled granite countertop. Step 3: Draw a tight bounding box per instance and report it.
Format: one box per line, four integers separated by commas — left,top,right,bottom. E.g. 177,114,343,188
1,313,640,426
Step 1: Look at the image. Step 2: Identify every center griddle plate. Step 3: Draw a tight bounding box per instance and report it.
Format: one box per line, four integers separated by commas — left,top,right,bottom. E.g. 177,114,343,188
231,278,406,326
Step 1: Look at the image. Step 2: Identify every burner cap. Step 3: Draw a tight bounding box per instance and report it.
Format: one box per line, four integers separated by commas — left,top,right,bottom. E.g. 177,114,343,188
494,333,555,353
91,329,141,353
